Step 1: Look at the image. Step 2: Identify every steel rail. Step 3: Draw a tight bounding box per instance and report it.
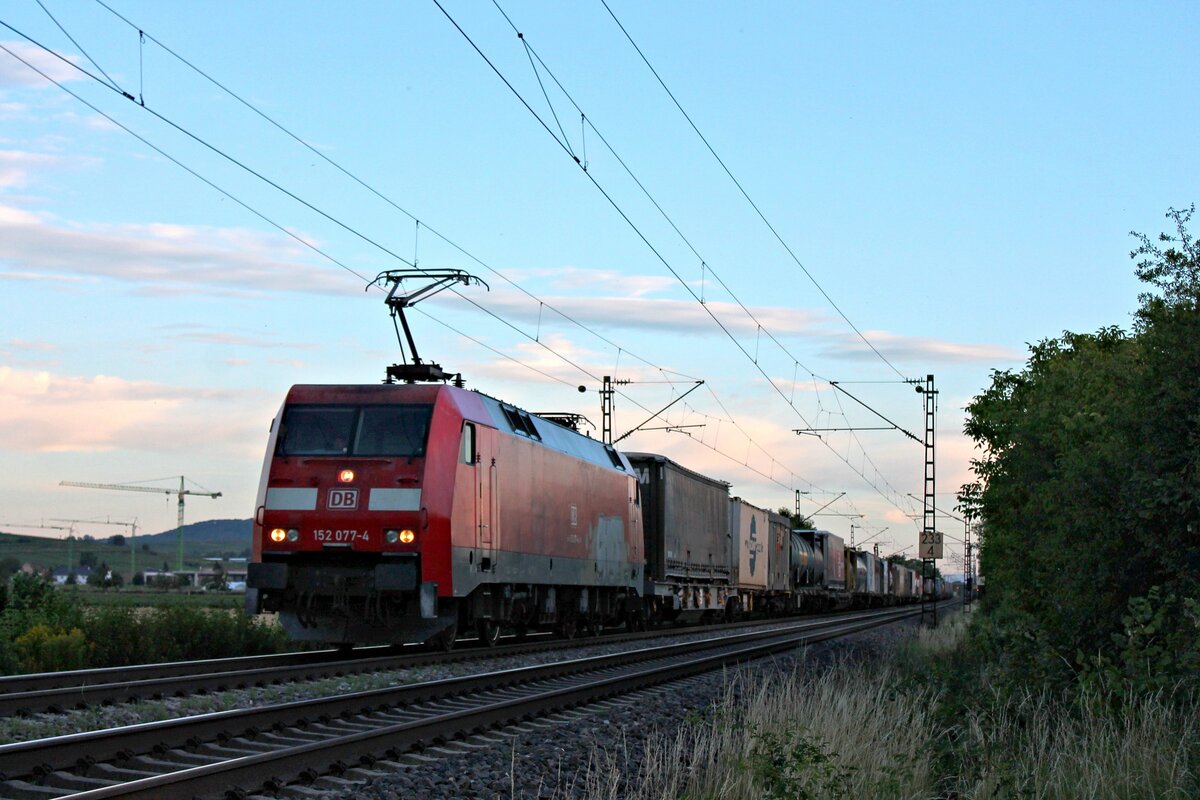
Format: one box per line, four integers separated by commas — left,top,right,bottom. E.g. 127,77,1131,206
54,609,919,799
0,606,918,796
0,606,886,716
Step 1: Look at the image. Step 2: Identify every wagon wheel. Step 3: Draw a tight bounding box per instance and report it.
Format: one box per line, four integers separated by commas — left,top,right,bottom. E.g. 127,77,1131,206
475,618,501,648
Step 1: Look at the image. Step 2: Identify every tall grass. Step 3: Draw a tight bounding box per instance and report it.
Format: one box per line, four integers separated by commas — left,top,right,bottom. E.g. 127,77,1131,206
569,613,1199,799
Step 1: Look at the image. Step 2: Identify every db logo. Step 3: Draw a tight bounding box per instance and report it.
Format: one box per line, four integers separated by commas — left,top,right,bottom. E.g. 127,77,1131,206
328,489,359,510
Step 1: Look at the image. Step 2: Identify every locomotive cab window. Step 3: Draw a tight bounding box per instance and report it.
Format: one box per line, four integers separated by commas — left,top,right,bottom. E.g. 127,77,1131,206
460,422,476,464
276,404,432,457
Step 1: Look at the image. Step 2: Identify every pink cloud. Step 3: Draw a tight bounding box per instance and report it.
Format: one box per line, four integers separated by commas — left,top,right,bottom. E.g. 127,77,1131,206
0,366,259,454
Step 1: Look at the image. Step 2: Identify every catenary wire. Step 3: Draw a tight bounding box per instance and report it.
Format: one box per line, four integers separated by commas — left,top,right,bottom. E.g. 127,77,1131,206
70,2,850,507
86,0,693,388
437,1,919,521
0,24,841,510
598,0,907,380
481,0,917,515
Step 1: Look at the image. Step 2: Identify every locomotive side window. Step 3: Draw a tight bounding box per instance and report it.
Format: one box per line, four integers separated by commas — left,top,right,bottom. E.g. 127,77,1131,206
604,445,625,470
500,405,541,440
275,404,432,457
460,422,476,464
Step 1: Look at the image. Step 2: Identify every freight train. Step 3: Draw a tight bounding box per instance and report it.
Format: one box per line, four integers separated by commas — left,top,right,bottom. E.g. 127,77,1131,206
247,384,933,647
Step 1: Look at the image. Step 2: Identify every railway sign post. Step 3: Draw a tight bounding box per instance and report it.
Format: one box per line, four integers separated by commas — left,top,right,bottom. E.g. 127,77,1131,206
919,528,943,559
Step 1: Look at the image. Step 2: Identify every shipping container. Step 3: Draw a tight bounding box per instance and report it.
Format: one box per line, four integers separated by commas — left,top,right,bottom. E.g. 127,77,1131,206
728,497,769,590
626,453,731,585
817,532,845,589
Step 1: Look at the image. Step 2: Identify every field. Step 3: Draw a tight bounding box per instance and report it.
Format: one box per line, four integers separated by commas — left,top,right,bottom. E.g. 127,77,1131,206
60,587,245,609
0,523,250,576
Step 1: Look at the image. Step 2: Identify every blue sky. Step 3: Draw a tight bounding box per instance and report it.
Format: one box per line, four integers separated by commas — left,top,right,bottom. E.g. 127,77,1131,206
1,1,1196,566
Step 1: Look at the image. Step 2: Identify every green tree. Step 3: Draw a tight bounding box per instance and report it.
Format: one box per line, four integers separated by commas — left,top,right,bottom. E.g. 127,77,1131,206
961,206,1200,691
0,557,20,581
776,507,816,529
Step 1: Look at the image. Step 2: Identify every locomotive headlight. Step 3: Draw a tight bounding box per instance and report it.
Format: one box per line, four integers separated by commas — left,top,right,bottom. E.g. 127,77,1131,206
287,528,300,542
399,529,416,544
338,469,355,483
385,529,398,543
269,528,287,543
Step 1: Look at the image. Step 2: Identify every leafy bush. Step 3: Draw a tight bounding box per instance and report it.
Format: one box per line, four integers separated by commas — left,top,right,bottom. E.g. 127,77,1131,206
13,624,91,672
1082,587,1200,700
82,605,289,666
742,723,853,800
0,571,289,674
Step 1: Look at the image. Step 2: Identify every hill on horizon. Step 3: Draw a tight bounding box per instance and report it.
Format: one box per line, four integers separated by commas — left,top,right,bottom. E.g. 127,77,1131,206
141,518,251,548
0,519,253,570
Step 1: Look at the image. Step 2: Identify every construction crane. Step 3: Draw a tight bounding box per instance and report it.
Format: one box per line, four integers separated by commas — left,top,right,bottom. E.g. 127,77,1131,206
0,520,77,571
50,517,139,579
60,477,221,572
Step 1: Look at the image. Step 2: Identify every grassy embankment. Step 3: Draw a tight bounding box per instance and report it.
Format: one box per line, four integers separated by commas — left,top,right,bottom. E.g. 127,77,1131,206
572,611,1199,799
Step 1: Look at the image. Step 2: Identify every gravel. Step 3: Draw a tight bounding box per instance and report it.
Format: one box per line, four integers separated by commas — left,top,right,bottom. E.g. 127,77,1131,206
305,614,927,800
0,617,868,745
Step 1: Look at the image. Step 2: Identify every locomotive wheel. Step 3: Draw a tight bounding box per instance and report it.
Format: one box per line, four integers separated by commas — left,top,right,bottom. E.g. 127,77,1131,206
475,619,501,648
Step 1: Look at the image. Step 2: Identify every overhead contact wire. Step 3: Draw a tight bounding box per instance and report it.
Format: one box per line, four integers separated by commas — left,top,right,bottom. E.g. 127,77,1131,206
440,2,915,520
9,9,825,504
599,0,906,380
87,0,688,385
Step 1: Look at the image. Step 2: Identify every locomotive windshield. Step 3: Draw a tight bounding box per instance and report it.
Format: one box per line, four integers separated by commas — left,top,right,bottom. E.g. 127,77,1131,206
275,404,433,457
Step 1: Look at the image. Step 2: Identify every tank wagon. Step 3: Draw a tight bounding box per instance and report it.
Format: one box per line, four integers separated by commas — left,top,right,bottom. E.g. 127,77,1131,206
249,388,924,647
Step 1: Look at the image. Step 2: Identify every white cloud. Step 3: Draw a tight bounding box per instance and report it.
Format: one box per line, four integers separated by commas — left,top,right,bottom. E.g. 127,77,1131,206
5,338,58,353
0,41,83,88
458,288,828,337
0,150,60,188
820,330,1024,365
158,324,319,351
0,202,359,296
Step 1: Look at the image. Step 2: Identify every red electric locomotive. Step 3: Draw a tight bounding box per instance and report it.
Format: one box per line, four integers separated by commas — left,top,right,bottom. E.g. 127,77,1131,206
247,383,644,647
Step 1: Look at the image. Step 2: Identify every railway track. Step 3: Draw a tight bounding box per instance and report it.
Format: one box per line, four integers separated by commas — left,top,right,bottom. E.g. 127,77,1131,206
0,606,881,717
0,605,920,800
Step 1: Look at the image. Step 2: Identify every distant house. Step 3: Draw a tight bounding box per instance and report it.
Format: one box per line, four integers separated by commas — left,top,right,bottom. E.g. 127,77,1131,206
51,565,93,585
